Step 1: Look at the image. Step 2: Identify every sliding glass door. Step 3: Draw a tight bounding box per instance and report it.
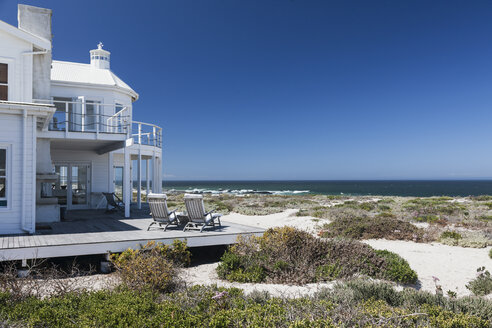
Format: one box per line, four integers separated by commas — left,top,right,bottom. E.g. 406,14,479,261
53,163,91,209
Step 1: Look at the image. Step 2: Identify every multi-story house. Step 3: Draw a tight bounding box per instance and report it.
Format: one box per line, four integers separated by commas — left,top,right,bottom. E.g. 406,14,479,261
0,4,163,235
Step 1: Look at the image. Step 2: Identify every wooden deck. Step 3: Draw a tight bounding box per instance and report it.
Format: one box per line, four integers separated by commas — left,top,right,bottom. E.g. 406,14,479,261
0,206,264,261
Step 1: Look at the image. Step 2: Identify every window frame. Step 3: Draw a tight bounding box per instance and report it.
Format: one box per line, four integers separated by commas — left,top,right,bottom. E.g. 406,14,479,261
0,62,9,101
0,143,12,211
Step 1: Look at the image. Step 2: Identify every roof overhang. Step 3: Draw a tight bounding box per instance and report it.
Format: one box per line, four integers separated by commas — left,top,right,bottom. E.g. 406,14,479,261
51,80,139,102
0,100,56,130
0,20,51,50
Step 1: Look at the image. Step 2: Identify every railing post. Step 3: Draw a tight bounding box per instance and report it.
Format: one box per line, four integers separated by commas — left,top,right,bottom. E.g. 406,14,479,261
153,126,156,147
65,102,69,137
96,103,100,137
138,123,142,145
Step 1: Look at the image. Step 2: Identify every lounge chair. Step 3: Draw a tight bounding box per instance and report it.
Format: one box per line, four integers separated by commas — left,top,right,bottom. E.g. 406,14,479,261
103,192,125,212
183,194,222,232
147,193,182,231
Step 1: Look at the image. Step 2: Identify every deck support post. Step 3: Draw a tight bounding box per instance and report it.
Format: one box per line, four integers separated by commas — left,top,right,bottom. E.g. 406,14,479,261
146,159,150,197
123,146,130,218
137,149,142,209
151,152,156,193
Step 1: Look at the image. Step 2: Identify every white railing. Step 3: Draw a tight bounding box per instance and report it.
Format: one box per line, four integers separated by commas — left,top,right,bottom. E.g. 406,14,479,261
107,106,131,134
132,121,162,148
36,99,131,134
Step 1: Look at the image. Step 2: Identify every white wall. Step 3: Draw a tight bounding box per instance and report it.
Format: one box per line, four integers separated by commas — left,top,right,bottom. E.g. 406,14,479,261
50,149,110,208
0,113,36,234
0,29,33,102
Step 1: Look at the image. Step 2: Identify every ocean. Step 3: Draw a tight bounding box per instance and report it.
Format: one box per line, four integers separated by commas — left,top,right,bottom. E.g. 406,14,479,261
161,180,492,197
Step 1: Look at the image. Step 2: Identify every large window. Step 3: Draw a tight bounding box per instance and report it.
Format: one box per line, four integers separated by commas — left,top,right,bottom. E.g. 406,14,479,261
0,64,7,101
0,148,7,207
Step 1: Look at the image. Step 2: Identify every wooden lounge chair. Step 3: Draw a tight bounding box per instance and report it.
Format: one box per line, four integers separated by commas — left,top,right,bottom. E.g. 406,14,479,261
103,192,125,212
183,194,222,232
147,193,182,231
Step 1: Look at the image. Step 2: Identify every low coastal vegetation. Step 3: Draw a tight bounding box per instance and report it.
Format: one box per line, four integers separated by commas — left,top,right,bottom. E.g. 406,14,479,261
466,267,492,297
217,227,418,285
164,193,492,248
0,236,491,327
0,281,491,327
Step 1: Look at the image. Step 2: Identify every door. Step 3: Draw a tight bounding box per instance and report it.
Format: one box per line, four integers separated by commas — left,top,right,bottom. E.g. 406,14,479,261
53,163,91,209
71,164,90,208
85,100,100,132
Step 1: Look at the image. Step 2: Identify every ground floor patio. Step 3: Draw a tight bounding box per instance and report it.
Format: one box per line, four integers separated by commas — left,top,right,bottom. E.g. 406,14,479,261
0,205,264,261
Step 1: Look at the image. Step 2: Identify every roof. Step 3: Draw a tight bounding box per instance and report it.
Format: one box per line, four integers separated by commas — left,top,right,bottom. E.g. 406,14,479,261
0,20,51,50
51,60,139,101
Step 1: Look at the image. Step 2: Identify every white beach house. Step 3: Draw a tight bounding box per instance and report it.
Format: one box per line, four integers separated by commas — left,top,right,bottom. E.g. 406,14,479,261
0,4,163,235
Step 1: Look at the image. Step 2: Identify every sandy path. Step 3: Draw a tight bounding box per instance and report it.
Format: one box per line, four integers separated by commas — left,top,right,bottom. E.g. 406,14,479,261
364,240,492,297
182,262,335,298
222,209,324,234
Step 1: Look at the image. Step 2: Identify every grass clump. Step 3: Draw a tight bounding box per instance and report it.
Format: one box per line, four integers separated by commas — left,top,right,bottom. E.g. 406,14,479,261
321,215,424,242
439,230,492,248
217,227,418,285
466,267,492,296
489,249,492,259
110,240,190,292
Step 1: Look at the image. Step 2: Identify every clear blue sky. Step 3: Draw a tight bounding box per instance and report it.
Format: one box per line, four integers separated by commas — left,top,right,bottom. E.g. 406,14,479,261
1,0,492,180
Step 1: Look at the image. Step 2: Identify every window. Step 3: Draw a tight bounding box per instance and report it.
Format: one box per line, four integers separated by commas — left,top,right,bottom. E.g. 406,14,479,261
0,148,7,207
0,64,7,101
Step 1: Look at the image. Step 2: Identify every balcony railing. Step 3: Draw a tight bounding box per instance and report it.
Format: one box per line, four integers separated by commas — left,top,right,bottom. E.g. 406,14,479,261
35,99,162,149
36,99,132,134
132,121,162,148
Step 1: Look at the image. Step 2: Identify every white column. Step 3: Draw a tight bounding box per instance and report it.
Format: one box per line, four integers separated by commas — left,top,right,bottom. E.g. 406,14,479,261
137,148,142,209
123,147,130,218
151,152,156,193
108,152,114,192
157,157,162,193
146,159,150,197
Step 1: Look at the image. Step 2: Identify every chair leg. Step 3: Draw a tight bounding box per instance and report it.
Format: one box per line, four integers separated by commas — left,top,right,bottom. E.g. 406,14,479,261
147,222,156,231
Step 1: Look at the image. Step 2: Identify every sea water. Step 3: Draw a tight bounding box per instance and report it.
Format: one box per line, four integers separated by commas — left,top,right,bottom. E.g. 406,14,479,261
160,180,492,197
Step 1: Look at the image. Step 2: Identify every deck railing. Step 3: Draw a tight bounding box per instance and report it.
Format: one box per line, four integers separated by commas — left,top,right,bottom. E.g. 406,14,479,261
35,99,163,148
132,121,163,148
35,99,132,134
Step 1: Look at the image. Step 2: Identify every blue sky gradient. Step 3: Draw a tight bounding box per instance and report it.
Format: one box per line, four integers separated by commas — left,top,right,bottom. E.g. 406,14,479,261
1,0,492,180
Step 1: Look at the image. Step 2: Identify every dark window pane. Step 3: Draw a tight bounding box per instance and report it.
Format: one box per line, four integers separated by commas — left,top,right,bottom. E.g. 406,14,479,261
0,178,5,198
0,85,7,101
0,64,7,84
0,200,6,207
0,149,4,176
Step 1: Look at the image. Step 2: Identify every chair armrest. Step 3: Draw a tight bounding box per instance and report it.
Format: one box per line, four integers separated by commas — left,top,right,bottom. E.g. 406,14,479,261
205,208,218,216
169,209,178,215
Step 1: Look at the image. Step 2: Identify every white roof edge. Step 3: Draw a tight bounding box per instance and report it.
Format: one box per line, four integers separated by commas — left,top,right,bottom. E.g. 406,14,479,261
51,80,139,101
0,20,51,50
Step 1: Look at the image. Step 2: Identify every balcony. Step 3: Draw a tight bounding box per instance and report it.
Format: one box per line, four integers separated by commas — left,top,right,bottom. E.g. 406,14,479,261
46,99,131,134
35,99,162,149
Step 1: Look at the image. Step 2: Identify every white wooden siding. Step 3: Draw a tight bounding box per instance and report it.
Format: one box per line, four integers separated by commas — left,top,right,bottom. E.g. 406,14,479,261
0,114,36,234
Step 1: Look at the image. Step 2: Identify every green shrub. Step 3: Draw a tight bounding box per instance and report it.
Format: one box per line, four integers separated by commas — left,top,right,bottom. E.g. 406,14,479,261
321,215,424,241
466,267,492,296
439,230,463,246
478,215,492,222
217,227,418,285
110,240,191,292
489,249,492,259
375,250,418,284
414,214,439,223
